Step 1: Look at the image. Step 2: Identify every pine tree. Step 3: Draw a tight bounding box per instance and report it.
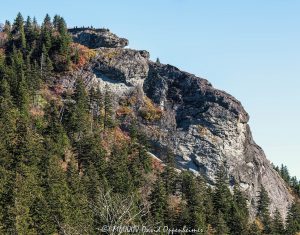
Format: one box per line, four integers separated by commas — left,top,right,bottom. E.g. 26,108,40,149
257,186,271,234
247,222,262,235
44,100,69,157
272,208,284,235
203,186,215,228
44,155,72,233
228,186,249,235
16,74,30,117
52,16,71,71
64,79,90,139
13,12,26,49
0,80,18,233
213,167,233,217
13,163,42,235
95,87,104,128
3,20,11,34
161,148,178,195
280,164,291,183
106,145,133,194
180,172,206,231
149,177,167,224
53,15,61,30
40,44,53,81
0,79,18,167
40,14,52,53
24,16,35,48
286,203,300,235
10,47,24,99
104,85,114,129
65,160,93,233
215,210,230,235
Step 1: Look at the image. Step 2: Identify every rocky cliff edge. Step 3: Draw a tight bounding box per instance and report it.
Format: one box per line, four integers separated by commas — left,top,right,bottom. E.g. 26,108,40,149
65,28,293,218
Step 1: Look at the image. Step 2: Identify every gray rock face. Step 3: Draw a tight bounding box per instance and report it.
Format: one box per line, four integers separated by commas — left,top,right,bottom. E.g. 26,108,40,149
68,33,293,218
143,62,293,218
92,48,149,86
69,28,128,48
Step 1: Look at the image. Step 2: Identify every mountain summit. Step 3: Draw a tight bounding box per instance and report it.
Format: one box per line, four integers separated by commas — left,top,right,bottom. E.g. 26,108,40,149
0,14,298,234
68,27,293,218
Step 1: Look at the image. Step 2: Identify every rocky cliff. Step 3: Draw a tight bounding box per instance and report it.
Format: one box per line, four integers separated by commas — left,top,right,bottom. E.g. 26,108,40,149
66,28,294,218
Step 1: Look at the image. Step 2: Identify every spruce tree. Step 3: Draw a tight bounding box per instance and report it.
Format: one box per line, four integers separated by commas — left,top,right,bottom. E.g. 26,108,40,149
257,186,271,234
106,145,133,194
149,177,167,224
13,12,26,49
213,167,233,217
286,203,300,235
161,148,178,195
24,16,35,48
180,172,206,231
104,85,114,129
215,210,230,235
64,79,90,139
228,186,249,235
247,222,262,235
272,208,284,235
13,163,41,235
65,160,93,233
0,79,18,167
40,14,52,53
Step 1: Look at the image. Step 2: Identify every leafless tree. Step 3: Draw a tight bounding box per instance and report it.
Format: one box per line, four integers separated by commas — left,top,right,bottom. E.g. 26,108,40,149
89,189,149,234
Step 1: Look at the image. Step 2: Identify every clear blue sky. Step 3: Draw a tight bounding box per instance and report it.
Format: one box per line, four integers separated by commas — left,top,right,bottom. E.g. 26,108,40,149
1,0,299,178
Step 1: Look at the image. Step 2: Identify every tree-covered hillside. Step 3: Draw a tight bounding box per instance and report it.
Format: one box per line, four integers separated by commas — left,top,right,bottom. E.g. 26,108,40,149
0,13,299,234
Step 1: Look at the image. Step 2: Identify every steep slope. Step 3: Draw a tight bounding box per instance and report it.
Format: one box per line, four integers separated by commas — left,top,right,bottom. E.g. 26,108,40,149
69,28,293,218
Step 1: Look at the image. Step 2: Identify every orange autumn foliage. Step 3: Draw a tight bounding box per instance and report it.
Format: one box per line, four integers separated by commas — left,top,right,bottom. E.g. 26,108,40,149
70,43,96,69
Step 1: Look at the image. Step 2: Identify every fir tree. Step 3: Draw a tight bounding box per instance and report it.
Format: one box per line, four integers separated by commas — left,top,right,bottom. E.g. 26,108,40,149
228,186,249,235
286,203,300,235
24,16,35,48
149,177,167,224
215,210,230,235
3,20,11,34
213,167,233,217
180,172,206,231
104,85,114,129
247,222,262,235
13,12,26,49
40,14,52,53
64,79,90,138
161,148,178,195
272,208,284,235
257,186,271,234
106,145,133,194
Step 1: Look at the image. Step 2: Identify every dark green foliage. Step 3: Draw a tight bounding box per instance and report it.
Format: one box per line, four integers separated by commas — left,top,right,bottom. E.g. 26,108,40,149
275,164,300,197
149,177,167,224
161,148,178,195
257,186,272,234
228,186,249,235
104,85,115,128
247,222,262,235
181,172,206,230
0,14,298,234
272,209,284,235
12,12,26,49
213,167,233,217
106,145,133,194
64,79,90,138
215,210,230,235
286,203,300,235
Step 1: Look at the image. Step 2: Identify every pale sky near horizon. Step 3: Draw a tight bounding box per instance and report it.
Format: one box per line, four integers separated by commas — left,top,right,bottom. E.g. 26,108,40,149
1,0,299,178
